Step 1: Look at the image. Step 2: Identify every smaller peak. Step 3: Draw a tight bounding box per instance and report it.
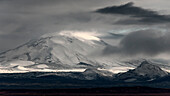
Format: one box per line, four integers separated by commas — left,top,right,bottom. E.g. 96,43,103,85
141,60,150,65
137,60,155,69
133,60,168,78
122,2,134,7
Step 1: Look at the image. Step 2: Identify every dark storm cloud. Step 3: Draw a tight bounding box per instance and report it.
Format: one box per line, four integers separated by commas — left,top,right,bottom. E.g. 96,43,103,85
103,29,170,56
96,2,170,24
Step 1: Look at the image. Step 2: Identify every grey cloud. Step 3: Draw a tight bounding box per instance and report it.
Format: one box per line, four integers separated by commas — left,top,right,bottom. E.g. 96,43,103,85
103,29,170,56
95,2,170,24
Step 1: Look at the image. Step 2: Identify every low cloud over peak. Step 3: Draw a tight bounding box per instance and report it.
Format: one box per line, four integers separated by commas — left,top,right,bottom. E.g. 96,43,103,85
103,29,170,56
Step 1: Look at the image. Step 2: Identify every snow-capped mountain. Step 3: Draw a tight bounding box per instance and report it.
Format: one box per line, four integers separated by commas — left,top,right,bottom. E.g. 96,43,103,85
0,31,114,73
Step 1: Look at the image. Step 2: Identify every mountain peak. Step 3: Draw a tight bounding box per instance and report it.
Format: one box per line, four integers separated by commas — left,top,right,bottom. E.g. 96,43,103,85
141,60,149,64
138,60,150,67
134,61,168,78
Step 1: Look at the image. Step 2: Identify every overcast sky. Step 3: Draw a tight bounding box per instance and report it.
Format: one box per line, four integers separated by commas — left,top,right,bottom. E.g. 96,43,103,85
0,0,170,60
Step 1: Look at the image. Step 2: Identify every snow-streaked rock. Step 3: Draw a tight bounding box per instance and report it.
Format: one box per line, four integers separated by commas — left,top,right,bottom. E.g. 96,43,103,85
134,61,168,78
114,60,169,82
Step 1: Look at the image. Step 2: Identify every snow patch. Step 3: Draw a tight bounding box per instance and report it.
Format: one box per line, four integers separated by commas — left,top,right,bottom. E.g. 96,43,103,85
162,68,170,73
59,30,101,42
98,67,135,74
37,64,49,68
6,60,35,67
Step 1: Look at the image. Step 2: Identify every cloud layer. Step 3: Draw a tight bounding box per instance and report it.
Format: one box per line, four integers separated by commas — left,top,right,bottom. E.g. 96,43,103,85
0,0,170,58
